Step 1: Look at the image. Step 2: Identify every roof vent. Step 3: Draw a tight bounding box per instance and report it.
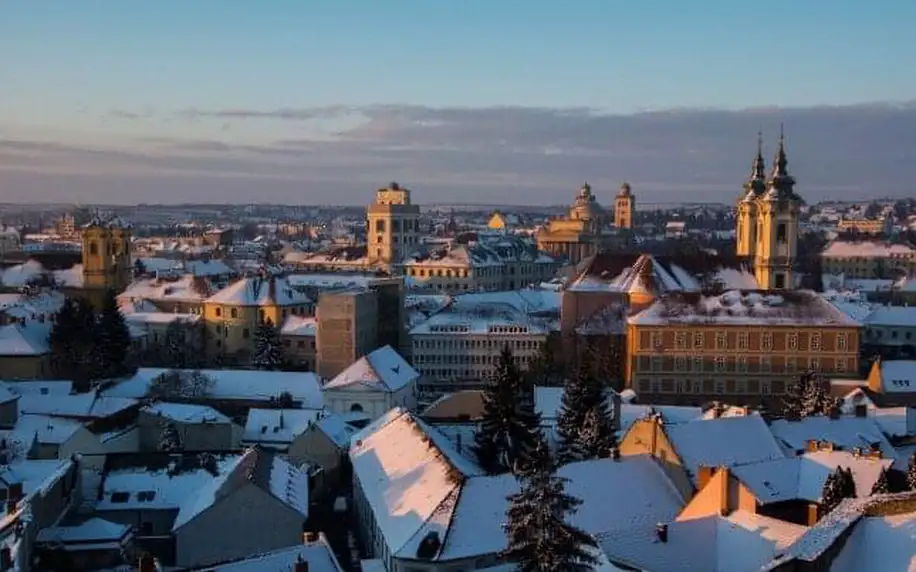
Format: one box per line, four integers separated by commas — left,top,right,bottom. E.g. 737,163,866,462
416,531,441,559
656,523,668,543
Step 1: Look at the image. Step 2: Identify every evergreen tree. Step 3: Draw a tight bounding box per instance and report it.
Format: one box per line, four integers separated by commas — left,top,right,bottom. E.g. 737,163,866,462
474,346,542,475
158,423,183,453
96,289,132,378
48,297,81,377
251,318,284,370
841,467,858,498
908,454,916,491
163,321,189,369
570,407,617,461
820,468,845,516
782,373,808,419
871,467,890,495
503,440,598,572
801,372,831,417
526,342,564,387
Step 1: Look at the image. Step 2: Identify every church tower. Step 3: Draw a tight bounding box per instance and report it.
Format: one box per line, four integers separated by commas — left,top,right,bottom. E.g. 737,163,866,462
81,214,132,293
366,182,420,268
614,182,635,230
736,133,766,257
754,129,802,290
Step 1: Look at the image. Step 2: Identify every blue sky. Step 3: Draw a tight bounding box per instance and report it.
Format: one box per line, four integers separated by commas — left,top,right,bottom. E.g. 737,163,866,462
1,1,914,204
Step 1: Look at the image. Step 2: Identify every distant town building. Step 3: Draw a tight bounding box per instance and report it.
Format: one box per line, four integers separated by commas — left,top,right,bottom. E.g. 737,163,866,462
837,216,891,236
537,182,610,265
366,182,421,268
614,182,635,229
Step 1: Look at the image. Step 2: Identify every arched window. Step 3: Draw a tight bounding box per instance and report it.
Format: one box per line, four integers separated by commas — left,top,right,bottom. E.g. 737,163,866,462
350,403,364,413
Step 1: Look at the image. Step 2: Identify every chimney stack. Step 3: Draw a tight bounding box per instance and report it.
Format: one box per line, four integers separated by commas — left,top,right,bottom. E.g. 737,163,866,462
655,523,668,543
805,439,819,453
138,554,156,572
294,555,309,572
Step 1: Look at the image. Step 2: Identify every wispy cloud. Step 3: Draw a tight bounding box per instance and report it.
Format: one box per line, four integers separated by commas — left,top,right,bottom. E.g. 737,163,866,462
4,102,916,204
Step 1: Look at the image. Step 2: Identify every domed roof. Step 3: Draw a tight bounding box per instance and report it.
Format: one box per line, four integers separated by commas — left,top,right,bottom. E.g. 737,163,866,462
617,182,632,197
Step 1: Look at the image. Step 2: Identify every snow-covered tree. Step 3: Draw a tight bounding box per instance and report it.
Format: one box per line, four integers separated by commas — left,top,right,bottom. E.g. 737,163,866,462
841,467,857,498
801,372,832,417
96,288,132,378
503,440,598,572
251,318,284,370
782,373,809,419
821,466,858,517
474,346,542,475
570,407,617,461
149,370,214,400
158,423,183,453
871,467,890,495
557,352,614,463
908,454,916,491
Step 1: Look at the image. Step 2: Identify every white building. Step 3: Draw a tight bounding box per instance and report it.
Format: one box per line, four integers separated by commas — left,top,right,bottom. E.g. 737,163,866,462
322,345,418,420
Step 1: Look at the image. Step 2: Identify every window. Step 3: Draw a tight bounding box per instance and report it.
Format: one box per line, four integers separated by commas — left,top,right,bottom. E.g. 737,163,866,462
837,359,847,373
651,357,663,372
738,332,749,350
215,307,222,317
110,492,130,503
694,332,704,349
762,332,773,350
774,274,785,289
810,332,821,351
716,332,727,350
675,356,687,371
141,522,154,536
809,357,820,370
230,308,238,319
737,356,748,372
675,332,687,350
777,223,787,243
715,356,726,372
651,332,663,349
242,328,250,339
760,356,771,372
788,333,798,350
89,242,98,255
693,356,703,372
837,333,848,351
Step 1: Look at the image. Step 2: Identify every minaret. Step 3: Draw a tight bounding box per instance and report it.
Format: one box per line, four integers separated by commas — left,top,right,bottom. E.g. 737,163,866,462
736,132,766,257
754,126,802,290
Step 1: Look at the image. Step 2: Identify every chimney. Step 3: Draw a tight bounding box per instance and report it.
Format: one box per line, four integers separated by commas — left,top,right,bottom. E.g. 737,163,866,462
303,531,319,544
696,466,714,490
655,523,668,543
819,441,834,453
294,555,309,572
0,547,11,571
137,554,156,572
805,439,819,453
610,447,621,461
868,449,883,460
854,404,868,418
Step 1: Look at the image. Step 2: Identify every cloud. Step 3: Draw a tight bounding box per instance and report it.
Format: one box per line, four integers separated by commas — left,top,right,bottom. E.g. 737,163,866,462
3,102,916,204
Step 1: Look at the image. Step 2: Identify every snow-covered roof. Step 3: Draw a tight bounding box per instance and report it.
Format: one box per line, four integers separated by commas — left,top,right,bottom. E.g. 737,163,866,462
97,454,242,511
119,275,215,302
324,345,418,393
660,416,786,482
286,272,378,290
876,360,916,393
0,322,51,357
5,414,85,445
0,260,84,288
0,383,17,405
828,509,916,571
210,537,344,572
103,368,324,408
410,290,560,336
0,459,75,496
206,275,311,307
601,510,806,572
821,240,916,259
314,413,357,449
142,402,232,424
17,391,137,419
350,408,685,563
138,257,235,278
36,517,132,546
731,450,893,504
280,314,317,337
242,408,322,448
629,290,860,327
172,447,308,530
769,416,899,463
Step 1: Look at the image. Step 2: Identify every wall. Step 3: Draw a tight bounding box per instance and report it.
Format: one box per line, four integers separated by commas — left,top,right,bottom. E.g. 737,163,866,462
0,354,50,380
619,418,693,500
136,411,239,452
174,483,306,568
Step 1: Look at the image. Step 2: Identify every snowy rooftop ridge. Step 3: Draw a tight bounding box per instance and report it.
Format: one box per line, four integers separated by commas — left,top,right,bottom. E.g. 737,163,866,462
206,274,311,307
628,289,860,327
821,239,916,259
324,345,419,393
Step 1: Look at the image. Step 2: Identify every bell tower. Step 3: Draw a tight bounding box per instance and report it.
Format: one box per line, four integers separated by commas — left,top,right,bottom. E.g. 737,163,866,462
736,132,766,257
81,214,132,293
366,182,420,268
754,128,801,290
614,182,635,230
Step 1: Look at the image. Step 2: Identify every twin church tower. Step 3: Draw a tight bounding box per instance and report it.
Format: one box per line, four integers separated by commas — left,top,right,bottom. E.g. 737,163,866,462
735,130,803,290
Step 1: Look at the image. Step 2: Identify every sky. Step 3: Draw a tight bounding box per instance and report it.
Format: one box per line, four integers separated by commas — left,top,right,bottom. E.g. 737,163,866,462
1,0,914,205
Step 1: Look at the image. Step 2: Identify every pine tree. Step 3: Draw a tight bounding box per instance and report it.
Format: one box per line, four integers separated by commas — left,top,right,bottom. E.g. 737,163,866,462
841,467,858,498
158,423,183,453
782,373,809,419
526,342,564,387
251,318,284,370
96,289,132,378
49,297,81,377
163,322,188,369
557,351,614,463
871,467,890,495
474,346,542,475
50,298,102,391
908,454,916,491
801,372,831,417
820,468,844,516
503,440,598,572
570,407,617,461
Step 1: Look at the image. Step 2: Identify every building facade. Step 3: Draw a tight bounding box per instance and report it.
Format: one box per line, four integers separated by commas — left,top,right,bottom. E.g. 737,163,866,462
614,182,635,230
366,182,421,268
537,183,610,265
81,216,133,294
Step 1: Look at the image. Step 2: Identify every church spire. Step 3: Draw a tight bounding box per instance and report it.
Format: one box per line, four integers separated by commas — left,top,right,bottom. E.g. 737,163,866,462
771,124,789,178
751,130,766,180
766,124,797,199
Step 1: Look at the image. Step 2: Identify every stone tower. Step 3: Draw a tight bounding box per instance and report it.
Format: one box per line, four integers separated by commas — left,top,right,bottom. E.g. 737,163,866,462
753,129,802,290
81,214,132,293
366,182,421,268
614,182,635,230
736,133,767,257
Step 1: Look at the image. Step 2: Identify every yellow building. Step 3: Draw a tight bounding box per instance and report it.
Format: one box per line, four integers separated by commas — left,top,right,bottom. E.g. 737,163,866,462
614,182,635,229
537,183,609,265
81,215,132,294
735,132,802,290
203,275,313,364
487,211,509,230
366,182,421,268
837,217,890,236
